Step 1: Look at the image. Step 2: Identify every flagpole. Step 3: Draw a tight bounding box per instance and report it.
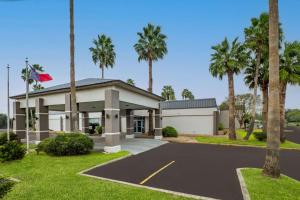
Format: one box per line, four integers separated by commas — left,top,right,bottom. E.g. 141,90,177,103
25,58,29,151
7,64,10,141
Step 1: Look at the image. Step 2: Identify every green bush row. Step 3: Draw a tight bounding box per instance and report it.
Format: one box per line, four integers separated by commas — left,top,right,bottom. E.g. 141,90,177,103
37,133,94,156
253,131,267,141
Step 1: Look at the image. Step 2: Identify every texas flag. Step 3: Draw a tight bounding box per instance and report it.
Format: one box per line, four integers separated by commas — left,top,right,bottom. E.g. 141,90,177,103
29,65,53,82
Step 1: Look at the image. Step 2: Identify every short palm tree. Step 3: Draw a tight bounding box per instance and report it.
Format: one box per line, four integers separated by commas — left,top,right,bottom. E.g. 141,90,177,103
161,85,176,101
89,34,116,79
21,64,45,91
279,41,300,142
263,0,281,178
182,89,194,100
126,79,135,86
134,23,167,134
209,37,249,140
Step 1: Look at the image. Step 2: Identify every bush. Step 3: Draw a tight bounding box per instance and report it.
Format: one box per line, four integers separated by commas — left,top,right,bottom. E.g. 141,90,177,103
297,123,300,127
0,177,14,198
37,133,94,156
218,123,224,131
96,126,102,134
0,141,26,162
0,132,19,145
253,131,267,141
162,126,178,137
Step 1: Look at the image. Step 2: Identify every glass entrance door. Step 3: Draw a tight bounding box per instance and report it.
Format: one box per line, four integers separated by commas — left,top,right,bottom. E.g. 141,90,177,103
134,117,145,133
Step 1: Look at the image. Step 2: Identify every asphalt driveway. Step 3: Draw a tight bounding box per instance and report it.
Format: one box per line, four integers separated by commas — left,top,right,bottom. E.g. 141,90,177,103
286,126,300,144
84,143,300,200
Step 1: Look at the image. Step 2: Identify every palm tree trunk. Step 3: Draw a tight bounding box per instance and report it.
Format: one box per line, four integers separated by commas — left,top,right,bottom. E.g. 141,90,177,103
279,81,287,142
227,71,236,140
70,0,78,131
262,83,269,134
148,58,154,134
244,52,261,140
263,0,280,178
100,64,104,79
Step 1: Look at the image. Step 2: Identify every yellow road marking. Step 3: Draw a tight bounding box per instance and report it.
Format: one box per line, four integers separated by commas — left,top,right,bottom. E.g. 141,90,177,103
139,161,175,185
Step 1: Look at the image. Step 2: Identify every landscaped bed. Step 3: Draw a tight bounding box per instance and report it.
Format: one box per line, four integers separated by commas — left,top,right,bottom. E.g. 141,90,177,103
0,152,191,200
195,129,300,149
241,168,300,200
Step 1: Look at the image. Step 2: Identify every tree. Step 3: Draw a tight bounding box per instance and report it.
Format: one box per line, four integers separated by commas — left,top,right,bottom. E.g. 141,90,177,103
0,114,7,129
134,23,168,134
209,37,249,140
161,85,176,101
279,41,300,142
181,89,195,100
235,94,255,129
244,57,269,133
69,0,78,131
21,64,45,91
286,109,300,123
244,13,269,139
89,34,116,79
126,79,135,86
263,0,281,178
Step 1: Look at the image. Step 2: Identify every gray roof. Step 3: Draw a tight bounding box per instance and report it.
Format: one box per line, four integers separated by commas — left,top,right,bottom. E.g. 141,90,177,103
160,98,217,110
26,78,115,95
10,78,163,100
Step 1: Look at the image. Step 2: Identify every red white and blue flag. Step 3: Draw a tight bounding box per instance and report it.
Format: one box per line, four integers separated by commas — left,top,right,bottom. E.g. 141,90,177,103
29,65,53,82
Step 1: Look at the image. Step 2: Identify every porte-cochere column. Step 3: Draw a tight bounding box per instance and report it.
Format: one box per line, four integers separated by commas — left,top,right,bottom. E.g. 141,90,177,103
104,89,121,153
35,98,49,142
13,101,26,139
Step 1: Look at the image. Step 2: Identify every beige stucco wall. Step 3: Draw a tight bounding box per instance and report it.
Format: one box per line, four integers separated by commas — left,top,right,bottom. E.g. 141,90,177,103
219,110,241,129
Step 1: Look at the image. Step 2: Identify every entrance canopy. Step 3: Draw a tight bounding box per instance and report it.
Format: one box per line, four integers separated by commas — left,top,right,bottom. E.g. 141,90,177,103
10,78,163,111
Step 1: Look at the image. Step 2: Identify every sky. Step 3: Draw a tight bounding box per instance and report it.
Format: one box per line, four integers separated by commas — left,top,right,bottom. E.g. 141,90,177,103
0,0,299,114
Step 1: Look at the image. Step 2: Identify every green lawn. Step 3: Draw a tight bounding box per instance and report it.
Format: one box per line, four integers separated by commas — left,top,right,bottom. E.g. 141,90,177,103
0,152,190,200
195,129,300,149
241,168,300,200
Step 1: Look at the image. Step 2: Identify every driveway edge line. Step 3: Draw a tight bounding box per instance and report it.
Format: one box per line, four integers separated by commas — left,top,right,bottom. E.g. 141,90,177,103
77,153,132,175
79,172,219,200
236,168,251,200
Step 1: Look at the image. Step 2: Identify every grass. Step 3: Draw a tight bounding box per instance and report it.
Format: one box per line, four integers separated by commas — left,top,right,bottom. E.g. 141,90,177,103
241,168,300,200
0,152,190,200
195,129,300,149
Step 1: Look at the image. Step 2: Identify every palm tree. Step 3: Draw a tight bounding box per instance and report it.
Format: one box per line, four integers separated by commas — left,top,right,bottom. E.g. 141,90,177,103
126,79,135,86
89,34,116,79
161,85,176,101
134,23,168,134
263,0,281,178
244,57,269,134
182,89,194,100
279,41,300,142
209,37,249,140
243,13,269,139
21,64,45,91
69,0,78,131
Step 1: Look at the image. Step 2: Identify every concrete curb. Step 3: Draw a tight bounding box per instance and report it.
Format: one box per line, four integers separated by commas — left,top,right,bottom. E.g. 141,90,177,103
236,168,251,200
78,154,219,200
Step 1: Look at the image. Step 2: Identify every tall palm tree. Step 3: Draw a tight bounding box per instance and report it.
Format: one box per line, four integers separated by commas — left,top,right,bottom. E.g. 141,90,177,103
279,41,300,142
134,23,168,134
182,89,194,100
126,78,135,86
243,13,269,139
161,85,176,101
263,0,281,178
89,34,116,79
21,64,45,91
69,0,78,131
210,37,249,140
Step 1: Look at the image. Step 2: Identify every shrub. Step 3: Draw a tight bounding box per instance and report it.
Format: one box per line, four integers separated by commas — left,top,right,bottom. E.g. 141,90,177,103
253,131,267,141
218,123,224,131
162,126,178,137
0,132,19,145
37,133,94,156
0,177,14,198
297,123,300,127
0,141,26,162
96,126,102,134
